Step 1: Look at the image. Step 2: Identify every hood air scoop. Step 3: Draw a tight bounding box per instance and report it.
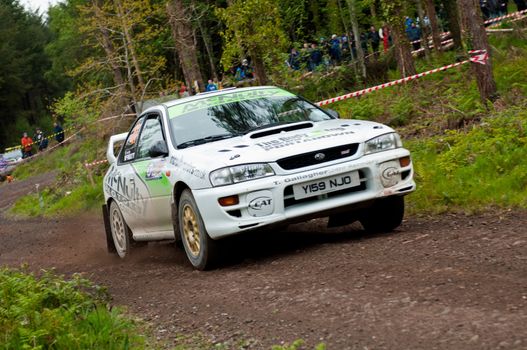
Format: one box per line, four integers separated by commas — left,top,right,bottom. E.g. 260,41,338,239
249,122,314,139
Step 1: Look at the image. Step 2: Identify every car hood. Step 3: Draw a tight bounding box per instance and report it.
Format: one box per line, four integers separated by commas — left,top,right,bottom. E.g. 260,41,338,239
176,119,395,171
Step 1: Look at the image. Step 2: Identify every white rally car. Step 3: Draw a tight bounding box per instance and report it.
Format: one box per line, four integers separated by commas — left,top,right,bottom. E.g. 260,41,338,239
102,86,415,269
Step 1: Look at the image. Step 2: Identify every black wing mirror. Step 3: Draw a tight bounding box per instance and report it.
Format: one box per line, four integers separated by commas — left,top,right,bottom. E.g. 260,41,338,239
148,141,169,158
326,109,340,119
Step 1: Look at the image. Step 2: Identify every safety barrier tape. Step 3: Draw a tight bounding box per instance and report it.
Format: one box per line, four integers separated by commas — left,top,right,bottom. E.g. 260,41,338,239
3,112,137,153
315,50,488,107
84,159,108,168
5,125,76,152
485,8,527,25
16,128,84,165
409,9,527,45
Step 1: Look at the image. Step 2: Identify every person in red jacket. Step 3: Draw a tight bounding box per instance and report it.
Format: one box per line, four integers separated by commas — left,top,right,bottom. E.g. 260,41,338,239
21,132,33,159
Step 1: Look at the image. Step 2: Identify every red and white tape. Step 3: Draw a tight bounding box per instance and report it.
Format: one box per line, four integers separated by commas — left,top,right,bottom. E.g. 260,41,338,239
485,9,527,26
84,159,108,168
315,50,488,106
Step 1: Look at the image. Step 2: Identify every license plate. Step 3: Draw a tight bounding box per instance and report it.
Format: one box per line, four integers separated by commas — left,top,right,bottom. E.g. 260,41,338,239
292,171,361,200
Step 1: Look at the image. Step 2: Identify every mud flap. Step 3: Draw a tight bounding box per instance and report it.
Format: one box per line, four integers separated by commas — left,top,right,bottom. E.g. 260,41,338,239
102,204,117,253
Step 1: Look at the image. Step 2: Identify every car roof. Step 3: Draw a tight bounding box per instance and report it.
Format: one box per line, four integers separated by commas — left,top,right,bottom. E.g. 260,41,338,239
141,86,284,115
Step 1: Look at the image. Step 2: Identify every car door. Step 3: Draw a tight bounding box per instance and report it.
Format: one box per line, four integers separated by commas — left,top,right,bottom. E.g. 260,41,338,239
131,113,173,234
110,116,149,233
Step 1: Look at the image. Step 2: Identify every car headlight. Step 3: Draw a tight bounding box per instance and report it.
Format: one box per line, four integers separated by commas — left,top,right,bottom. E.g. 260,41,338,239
210,163,275,186
364,133,402,155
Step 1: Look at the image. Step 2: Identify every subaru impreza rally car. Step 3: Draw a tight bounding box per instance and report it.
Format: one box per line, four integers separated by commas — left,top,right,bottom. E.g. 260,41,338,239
102,86,415,269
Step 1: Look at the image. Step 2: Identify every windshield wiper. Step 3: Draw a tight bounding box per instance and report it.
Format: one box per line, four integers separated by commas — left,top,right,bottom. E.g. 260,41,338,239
177,134,238,149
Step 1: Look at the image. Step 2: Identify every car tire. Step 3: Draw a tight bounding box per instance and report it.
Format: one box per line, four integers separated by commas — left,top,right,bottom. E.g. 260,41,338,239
178,189,217,270
109,201,132,258
359,196,405,233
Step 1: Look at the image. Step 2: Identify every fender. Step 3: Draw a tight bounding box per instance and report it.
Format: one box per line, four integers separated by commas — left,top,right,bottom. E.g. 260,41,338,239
102,204,116,253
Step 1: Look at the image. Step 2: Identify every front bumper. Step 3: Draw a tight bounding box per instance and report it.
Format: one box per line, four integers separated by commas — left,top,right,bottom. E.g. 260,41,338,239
193,148,415,239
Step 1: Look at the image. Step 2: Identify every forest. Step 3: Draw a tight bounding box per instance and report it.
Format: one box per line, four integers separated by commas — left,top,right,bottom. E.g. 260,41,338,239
0,0,510,150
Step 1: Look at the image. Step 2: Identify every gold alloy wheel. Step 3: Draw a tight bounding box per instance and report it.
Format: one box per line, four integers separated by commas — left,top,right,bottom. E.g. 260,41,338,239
182,204,201,257
111,207,126,254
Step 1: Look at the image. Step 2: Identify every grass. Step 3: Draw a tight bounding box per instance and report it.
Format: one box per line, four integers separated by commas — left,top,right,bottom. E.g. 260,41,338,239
0,267,149,349
406,106,527,214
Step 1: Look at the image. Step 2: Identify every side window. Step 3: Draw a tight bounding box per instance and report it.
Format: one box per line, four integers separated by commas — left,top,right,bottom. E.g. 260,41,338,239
121,117,145,162
136,116,166,159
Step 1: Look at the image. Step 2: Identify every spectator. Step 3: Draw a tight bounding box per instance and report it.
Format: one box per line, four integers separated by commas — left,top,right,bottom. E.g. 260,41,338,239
179,83,189,98
235,59,253,81
34,128,48,152
379,25,391,52
21,132,33,159
368,26,381,58
360,32,369,56
53,122,65,144
405,16,414,31
407,23,422,50
514,0,526,10
205,79,218,91
341,35,350,61
287,48,300,70
329,34,342,65
310,43,323,70
488,0,499,17
481,0,491,18
498,0,509,15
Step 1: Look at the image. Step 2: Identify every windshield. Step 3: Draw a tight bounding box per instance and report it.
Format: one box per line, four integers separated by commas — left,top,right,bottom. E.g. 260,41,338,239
167,88,332,148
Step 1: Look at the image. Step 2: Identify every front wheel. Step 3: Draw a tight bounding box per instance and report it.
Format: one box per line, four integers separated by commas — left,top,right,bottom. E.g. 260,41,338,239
359,196,405,233
178,189,218,270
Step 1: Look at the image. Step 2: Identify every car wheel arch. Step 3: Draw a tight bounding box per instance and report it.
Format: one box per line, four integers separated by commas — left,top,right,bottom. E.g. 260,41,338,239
171,181,191,238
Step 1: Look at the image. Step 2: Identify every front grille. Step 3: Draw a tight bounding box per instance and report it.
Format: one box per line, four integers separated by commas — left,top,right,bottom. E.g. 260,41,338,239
277,143,359,170
283,170,367,208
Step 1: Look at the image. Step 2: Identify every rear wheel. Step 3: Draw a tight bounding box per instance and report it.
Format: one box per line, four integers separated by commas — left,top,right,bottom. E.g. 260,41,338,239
109,201,132,258
360,196,405,233
178,189,217,270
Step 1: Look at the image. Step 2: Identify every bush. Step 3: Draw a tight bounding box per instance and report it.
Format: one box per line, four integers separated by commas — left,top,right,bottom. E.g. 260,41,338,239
0,267,148,349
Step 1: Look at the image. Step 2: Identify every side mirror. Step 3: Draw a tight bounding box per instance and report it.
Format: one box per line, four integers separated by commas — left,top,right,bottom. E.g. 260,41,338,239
326,109,340,119
148,141,169,158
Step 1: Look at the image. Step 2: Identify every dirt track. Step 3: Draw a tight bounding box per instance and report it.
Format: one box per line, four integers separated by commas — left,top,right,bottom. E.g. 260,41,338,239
1,175,526,349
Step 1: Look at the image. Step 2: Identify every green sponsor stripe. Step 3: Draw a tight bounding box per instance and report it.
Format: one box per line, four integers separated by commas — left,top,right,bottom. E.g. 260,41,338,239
168,88,294,119
132,160,171,197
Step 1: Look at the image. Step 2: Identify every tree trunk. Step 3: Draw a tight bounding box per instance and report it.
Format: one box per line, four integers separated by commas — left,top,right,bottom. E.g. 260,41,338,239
444,0,463,49
249,49,267,85
195,12,218,81
167,0,204,91
346,0,366,80
383,1,416,78
114,0,145,89
92,0,130,112
457,0,497,102
415,0,431,58
391,25,417,77
370,1,377,18
423,0,442,51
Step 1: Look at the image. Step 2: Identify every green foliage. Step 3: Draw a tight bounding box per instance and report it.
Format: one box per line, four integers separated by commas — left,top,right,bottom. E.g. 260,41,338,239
271,339,326,350
407,107,527,213
10,176,104,217
0,267,147,349
0,0,60,150
216,0,289,72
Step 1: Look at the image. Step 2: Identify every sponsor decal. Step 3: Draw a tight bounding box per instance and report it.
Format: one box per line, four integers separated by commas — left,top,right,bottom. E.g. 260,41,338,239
255,129,355,151
246,190,274,217
169,156,207,180
146,161,164,181
105,167,147,215
168,88,294,119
